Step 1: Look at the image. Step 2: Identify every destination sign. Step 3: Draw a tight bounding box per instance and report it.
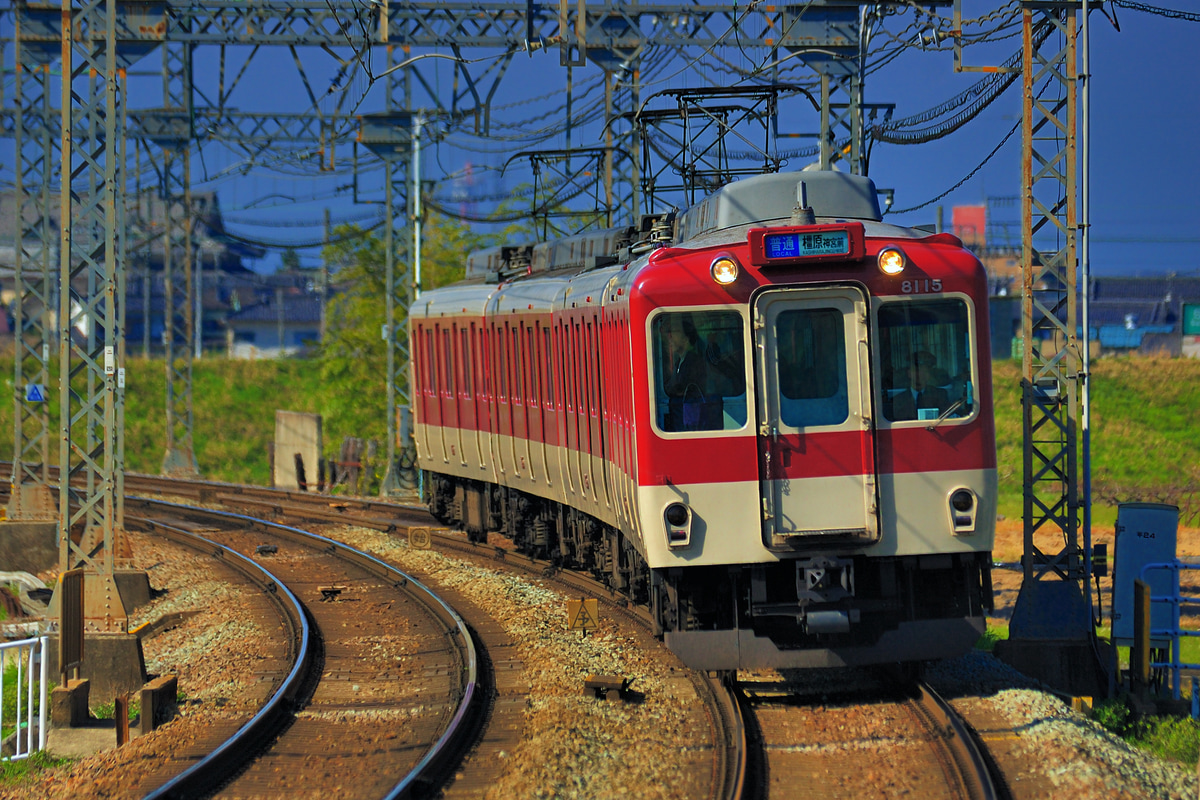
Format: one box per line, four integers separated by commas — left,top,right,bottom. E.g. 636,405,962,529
763,229,850,260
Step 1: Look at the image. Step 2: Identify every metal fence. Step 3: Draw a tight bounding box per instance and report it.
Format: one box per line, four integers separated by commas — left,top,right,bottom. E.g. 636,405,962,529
1,636,48,760
1140,561,1200,701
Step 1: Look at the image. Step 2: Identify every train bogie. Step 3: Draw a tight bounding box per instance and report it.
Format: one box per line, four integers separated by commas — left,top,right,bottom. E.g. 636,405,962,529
412,170,996,671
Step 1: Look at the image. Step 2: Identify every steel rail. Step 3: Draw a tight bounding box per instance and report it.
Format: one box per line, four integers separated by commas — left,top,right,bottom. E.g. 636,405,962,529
701,673,748,800
164,475,747,800
7,463,743,800
133,516,313,800
910,682,999,800
128,496,481,800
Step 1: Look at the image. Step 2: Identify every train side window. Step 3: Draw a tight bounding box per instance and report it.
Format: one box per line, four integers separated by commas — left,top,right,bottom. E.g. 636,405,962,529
775,308,848,428
441,329,452,396
543,327,553,407
652,310,747,433
497,324,508,400
461,328,472,396
446,328,456,396
427,330,436,393
511,326,522,405
877,299,974,423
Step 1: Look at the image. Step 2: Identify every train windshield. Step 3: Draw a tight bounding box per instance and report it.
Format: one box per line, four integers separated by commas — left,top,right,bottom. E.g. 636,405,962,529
652,310,747,433
877,299,973,423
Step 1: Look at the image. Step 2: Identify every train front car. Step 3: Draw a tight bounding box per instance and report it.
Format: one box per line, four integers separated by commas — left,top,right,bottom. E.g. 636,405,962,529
624,171,996,671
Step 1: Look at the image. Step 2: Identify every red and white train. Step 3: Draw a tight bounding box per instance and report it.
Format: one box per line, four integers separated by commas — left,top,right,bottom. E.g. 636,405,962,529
411,170,996,671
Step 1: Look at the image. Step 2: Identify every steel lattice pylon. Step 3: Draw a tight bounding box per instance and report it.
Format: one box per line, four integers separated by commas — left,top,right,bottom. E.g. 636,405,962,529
159,28,200,477
378,61,416,495
1020,5,1081,588
160,145,199,477
9,5,58,521
58,0,130,629
998,2,1107,697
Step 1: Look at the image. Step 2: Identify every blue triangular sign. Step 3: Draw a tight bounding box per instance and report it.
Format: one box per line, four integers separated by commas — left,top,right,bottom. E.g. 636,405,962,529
24,384,46,403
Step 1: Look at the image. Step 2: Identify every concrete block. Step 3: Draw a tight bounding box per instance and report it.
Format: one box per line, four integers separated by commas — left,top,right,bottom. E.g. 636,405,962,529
995,636,1109,698
140,675,179,735
48,634,147,707
274,410,322,491
114,569,152,613
0,520,58,574
51,679,90,728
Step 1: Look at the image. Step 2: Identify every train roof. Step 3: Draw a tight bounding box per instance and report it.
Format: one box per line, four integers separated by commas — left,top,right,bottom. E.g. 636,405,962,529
675,171,882,244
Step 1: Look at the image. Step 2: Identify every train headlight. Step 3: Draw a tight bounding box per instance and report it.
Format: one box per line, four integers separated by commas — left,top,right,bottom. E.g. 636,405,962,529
877,247,906,276
664,502,693,548
710,256,739,286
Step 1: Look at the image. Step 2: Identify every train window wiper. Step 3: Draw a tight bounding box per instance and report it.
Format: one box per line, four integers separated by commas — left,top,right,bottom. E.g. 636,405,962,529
926,396,967,431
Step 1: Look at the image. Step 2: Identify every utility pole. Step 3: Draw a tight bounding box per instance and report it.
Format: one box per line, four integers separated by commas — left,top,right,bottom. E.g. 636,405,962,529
994,2,1108,698
321,207,330,341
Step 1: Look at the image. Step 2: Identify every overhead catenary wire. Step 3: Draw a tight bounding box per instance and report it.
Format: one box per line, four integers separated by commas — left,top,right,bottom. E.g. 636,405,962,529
885,116,1021,216
1108,0,1200,22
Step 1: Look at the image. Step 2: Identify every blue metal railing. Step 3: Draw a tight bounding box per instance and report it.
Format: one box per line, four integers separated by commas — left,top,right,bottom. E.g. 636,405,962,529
1139,561,1200,702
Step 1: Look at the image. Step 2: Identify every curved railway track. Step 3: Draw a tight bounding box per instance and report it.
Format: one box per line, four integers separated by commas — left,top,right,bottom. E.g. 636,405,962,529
127,498,480,799
122,473,748,800
737,669,1004,800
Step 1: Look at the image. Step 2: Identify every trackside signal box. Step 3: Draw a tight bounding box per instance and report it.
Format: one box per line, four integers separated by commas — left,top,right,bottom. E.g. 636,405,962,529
1112,503,1179,647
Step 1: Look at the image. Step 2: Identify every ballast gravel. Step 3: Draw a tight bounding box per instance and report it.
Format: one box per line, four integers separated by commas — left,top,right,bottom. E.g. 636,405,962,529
7,519,1200,799
328,524,713,800
928,651,1198,800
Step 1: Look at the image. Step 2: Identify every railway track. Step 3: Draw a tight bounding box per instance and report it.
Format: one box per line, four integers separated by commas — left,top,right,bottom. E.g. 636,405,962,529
61,495,481,800
737,669,1004,800
122,473,748,800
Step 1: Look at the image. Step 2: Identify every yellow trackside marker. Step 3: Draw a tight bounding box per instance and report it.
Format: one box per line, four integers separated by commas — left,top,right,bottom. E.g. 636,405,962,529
567,598,600,632
408,527,432,549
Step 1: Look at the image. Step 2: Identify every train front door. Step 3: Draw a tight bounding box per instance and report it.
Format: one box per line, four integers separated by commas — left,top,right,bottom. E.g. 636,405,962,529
753,287,879,546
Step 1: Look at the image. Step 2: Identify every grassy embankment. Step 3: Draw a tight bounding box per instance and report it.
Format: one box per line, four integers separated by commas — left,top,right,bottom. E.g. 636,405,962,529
0,357,388,488
0,354,1194,510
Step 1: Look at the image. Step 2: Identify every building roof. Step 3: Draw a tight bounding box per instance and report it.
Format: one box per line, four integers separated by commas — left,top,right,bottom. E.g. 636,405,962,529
225,294,323,325
0,189,264,272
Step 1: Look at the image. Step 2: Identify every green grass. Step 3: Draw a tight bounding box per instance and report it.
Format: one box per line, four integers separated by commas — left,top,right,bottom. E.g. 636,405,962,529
0,750,71,785
991,357,1200,524
0,356,389,487
975,622,1009,652
0,354,1194,511
1093,696,1200,765
0,661,47,744
90,696,140,721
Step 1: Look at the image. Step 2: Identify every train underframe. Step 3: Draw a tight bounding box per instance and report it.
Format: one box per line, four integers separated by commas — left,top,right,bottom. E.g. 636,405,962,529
426,472,993,670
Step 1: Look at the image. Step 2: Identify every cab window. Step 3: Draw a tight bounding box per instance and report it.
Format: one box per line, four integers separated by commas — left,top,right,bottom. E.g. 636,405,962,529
878,299,973,423
776,308,849,428
652,310,747,433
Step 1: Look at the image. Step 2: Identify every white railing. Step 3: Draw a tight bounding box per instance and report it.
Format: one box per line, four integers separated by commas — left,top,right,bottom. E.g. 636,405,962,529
1,636,48,760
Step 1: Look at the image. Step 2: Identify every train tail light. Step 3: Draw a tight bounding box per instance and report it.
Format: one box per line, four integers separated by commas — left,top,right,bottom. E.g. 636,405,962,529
948,488,978,535
665,502,693,548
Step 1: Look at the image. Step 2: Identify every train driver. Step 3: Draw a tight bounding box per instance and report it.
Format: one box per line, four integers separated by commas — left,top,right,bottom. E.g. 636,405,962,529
886,350,951,421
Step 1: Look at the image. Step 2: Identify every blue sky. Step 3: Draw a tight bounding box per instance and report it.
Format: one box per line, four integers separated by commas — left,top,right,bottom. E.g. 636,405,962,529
184,4,1200,277
873,3,1199,277
9,3,1193,277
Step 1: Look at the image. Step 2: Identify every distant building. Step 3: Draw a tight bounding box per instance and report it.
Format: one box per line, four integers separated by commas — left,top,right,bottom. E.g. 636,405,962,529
0,189,266,352
224,291,323,359
952,205,987,248
1088,275,1200,355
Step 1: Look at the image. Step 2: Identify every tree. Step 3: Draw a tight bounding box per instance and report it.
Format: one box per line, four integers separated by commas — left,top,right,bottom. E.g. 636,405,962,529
280,246,302,271
317,211,492,425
